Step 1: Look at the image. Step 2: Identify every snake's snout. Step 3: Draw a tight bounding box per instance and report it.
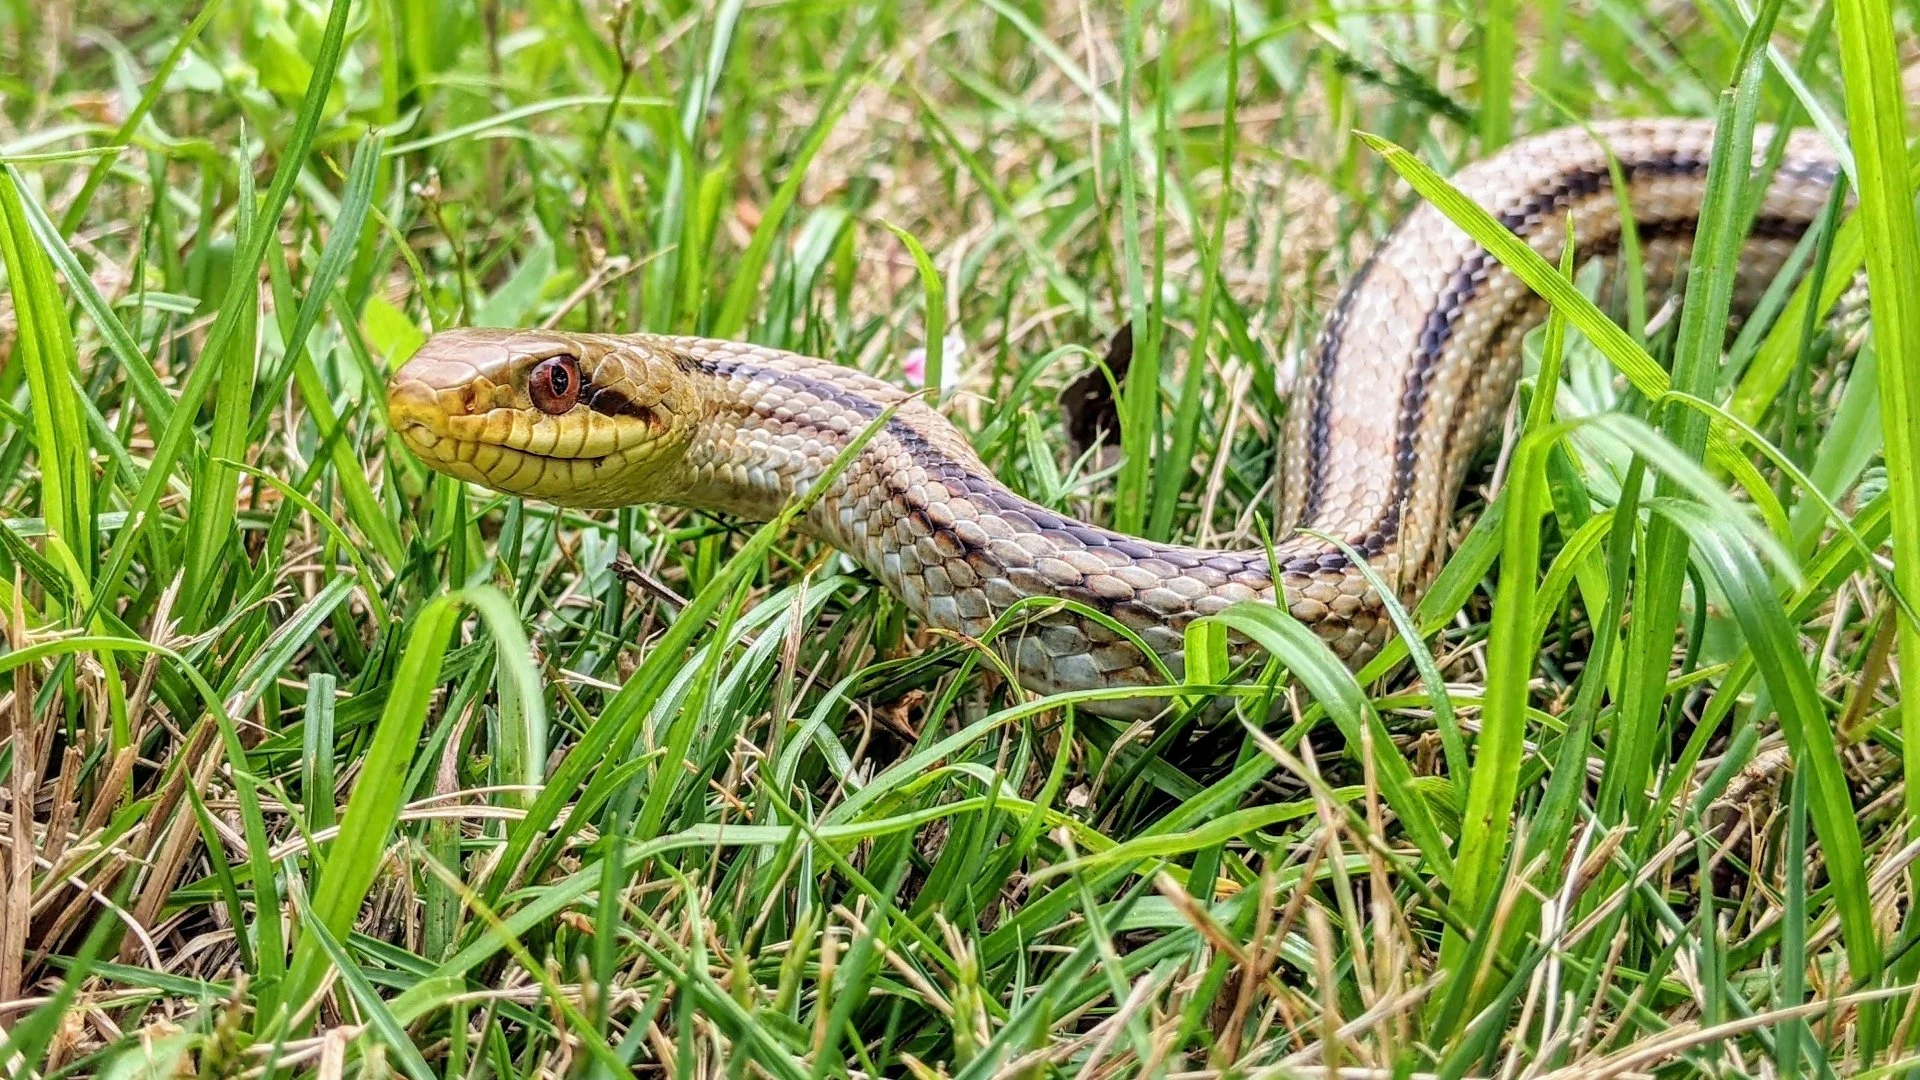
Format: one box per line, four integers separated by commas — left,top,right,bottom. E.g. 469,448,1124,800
385,365,471,456
386,335,531,454
385,374,438,426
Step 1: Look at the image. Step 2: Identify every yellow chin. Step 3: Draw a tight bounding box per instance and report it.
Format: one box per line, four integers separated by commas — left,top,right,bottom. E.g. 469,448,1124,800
396,423,652,508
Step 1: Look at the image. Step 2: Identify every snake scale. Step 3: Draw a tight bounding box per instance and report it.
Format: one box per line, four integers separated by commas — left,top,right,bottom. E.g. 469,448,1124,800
388,120,1842,718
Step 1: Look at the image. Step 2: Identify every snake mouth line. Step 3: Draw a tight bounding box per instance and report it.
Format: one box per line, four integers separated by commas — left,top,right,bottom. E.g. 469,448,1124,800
396,421,616,483
389,375,599,466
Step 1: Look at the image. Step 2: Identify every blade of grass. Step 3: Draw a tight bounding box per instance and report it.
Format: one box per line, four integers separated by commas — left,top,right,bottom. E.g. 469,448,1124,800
881,222,948,401
1434,227,1576,995
56,1,222,236
382,95,669,157
1435,418,1556,987
1479,0,1517,150
1833,0,1920,891
178,140,260,631
303,673,338,835
282,586,472,1011
1148,11,1238,542
0,172,92,590
86,0,354,621
1111,0,1166,537
1605,34,1771,832
1776,765,1810,1073
17,165,175,433
284,868,437,1080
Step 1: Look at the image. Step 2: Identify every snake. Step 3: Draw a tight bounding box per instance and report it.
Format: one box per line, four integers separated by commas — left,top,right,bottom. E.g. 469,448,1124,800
387,119,1842,718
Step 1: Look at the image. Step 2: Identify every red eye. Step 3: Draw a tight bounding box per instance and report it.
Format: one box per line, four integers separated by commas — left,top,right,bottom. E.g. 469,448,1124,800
529,356,581,414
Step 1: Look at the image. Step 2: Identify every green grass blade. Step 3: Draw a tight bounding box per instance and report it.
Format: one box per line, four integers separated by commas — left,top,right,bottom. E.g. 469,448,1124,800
285,869,439,1080
707,19,870,339
1606,52,1767,829
86,0,354,617
1480,0,1517,149
15,170,175,432
1433,230,1576,993
1208,603,1455,883
283,588,467,1011
1833,0,1920,892
1436,421,1553,982
0,172,92,591
881,221,948,400
1658,500,1878,982
178,142,260,629
1149,11,1238,542
56,1,221,236
1111,0,1167,537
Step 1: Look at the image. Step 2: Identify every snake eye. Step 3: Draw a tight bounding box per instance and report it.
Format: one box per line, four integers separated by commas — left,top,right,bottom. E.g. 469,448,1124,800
529,356,581,415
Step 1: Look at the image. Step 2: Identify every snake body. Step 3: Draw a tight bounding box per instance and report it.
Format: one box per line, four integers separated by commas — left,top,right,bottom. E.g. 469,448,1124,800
388,120,1841,717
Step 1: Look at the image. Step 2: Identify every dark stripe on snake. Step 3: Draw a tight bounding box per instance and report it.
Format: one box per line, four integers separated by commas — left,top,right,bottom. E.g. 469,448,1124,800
1364,208,1813,556
1297,149,1830,568
697,356,1280,587
582,381,655,421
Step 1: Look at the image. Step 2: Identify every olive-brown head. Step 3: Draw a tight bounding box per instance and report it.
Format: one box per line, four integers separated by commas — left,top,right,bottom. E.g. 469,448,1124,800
386,329,705,507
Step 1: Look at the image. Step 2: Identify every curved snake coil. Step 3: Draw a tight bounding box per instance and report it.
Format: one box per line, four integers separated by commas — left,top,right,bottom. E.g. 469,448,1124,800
388,119,1842,718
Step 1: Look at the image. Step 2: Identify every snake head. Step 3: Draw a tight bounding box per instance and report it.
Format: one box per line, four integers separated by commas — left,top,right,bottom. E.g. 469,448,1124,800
387,329,704,508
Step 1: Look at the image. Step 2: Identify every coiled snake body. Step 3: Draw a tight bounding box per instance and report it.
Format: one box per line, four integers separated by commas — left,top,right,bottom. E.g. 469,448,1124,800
388,120,1841,717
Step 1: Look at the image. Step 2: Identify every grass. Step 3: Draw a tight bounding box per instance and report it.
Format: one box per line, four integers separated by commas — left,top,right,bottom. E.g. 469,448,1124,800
2,0,1918,1075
